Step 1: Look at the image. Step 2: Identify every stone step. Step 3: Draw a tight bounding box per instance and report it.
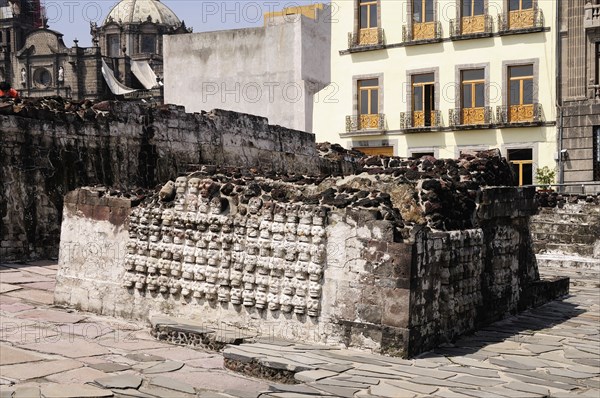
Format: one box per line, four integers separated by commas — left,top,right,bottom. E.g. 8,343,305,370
532,232,598,246
536,254,600,270
149,316,257,351
532,212,600,224
534,243,597,258
530,221,599,236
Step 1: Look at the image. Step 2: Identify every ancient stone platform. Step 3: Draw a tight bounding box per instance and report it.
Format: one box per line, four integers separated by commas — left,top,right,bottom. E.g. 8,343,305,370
54,152,569,357
1,260,598,398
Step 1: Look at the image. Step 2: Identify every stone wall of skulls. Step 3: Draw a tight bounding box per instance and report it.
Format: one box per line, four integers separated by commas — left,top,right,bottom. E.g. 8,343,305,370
122,176,327,317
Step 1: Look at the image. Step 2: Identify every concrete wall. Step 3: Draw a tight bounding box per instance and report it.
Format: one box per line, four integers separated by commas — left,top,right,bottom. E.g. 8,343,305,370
163,11,331,133
0,99,347,262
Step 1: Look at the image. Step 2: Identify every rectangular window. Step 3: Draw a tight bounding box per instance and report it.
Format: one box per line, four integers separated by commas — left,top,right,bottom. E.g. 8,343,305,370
358,78,379,130
461,69,485,124
354,146,394,156
412,73,435,127
508,64,534,122
141,34,156,54
462,0,484,17
413,0,434,23
594,127,600,181
108,34,121,57
359,0,378,29
509,0,533,11
411,151,435,158
508,148,533,186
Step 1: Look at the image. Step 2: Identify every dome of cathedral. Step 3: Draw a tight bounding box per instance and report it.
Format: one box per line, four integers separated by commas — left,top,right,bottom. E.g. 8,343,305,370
104,0,181,27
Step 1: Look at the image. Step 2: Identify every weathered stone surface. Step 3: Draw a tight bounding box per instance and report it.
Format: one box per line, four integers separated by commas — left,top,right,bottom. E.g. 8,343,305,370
0,359,83,380
142,361,184,374
41,384,114,398
95,375,143,389
0,345,45,366
149,376,195,394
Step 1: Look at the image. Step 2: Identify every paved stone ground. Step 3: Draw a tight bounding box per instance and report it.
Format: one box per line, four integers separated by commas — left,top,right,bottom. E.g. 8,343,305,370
1,260,598,398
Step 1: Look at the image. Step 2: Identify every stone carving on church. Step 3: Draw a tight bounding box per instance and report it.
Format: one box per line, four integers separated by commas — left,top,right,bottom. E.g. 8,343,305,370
123,178,326,317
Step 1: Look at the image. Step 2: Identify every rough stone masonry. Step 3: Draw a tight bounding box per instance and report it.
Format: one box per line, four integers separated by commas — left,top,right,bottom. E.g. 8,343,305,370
0,98,354,262
54,151,569,357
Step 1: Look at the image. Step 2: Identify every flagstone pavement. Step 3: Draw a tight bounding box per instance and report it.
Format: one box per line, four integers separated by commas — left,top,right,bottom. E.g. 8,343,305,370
0,260,598,398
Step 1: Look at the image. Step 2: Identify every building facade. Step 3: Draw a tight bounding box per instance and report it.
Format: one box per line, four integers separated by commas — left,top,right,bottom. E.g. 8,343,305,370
313,0,558,186
163,4,330,133
559,1,600,191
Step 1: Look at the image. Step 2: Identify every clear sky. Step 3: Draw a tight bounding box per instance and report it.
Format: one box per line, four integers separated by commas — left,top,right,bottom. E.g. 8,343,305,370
44,0,327,47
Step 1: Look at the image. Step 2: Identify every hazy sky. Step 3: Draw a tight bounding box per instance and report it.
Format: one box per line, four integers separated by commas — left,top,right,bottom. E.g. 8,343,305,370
44,0,328,46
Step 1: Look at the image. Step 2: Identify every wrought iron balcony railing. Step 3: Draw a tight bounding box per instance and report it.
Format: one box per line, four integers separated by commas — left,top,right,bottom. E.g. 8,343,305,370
585,2,600,29
402,21,442,43
449,15,494,38
496,103,544,124
348,28,385,48
449,107,493,126
345,114,386,133
400,110,442,130
498,7,544,33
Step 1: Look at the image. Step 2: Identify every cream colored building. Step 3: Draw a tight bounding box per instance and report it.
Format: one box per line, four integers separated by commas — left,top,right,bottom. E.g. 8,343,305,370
313,0,558,186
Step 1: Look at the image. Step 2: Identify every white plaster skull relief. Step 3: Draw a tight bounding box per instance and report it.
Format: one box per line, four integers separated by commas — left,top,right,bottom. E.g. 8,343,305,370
244,255,257,273
259,220,272,240
207,249,220,267
198,197,210,214
262,201,274,221
170,261,182,277
257,257,270,275
149,225,161,242
175,176,188,195
242,272,256,286
124,255,136,271
313,208,327,226
217,268,230,286
308,281,322,298
256,274,269,291
205,265,218,284
267,292,280,311
126,239,137,256
230,287,243,305
183,244,196,263
181,280,192,297
172,248,183,263
182,262,195,279
282,277,296,296
274,204,286,223
295,262,308,280
173,227,185,246
162,209,174,227
134,255,147,273
271,222,284,241
195,248,207,264
269,276,282,293
158,276,169,293
311,245,326,264
232,252,245,270
139,209,150,226
161,228,173,244
158,258,171,275
280,294,293,313
146,258,158,274
192,281,204,298
147,274,159,292
122,272,136,288
308,262,324,281
205,284,218,300
193,263,206,281
299,205,313,225
151,208,162,225
210,197,226,215
149,242,161,257
297,224,311,243
243,289,255,307
174,197,186,212
220,254,231,269
248,197,263,215
209,219,221,233
311,225,326,244
218,286,231,302
135,274,146,290
286,203,300,224
230,269,243,287
293,295,306,315
307,298,320,317
255,291,267,309
188,178,201,195
297,243,311,262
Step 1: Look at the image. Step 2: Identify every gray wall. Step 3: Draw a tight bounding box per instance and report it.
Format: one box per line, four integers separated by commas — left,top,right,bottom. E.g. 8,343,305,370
163,12,331,133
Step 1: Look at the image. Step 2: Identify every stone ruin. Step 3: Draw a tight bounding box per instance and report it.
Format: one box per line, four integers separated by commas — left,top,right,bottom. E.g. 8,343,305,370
54,151,569,357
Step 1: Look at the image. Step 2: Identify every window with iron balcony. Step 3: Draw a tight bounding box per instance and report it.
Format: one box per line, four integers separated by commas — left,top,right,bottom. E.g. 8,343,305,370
345,78,385,133
450,0,494,39
450,69,494,126
585,0,600,30
498,0,544,33
403,0,442,43
401,73,442,130
497,64,544,125
348,0,385,48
